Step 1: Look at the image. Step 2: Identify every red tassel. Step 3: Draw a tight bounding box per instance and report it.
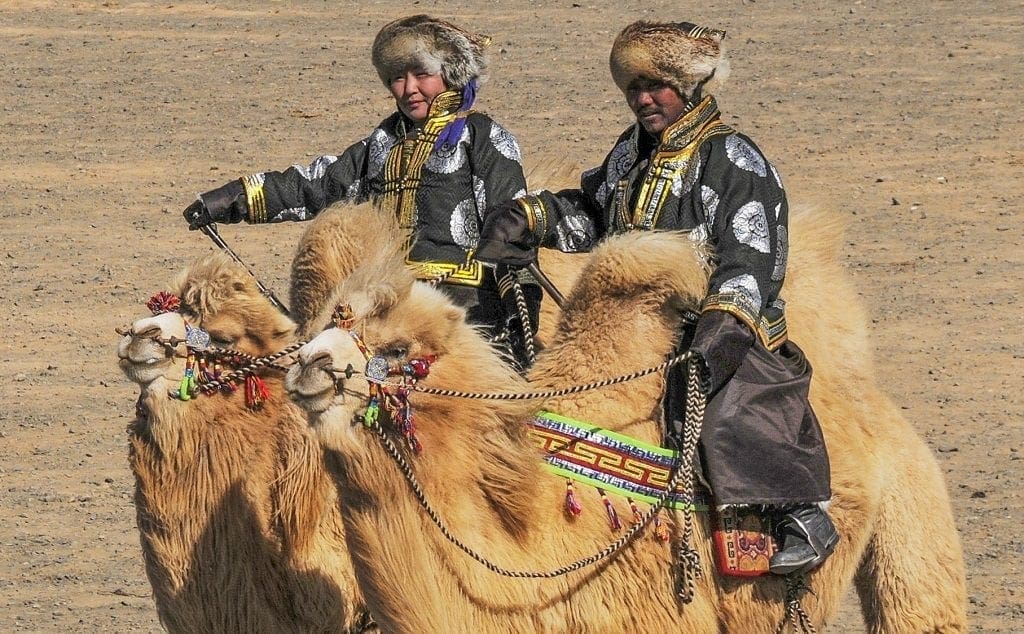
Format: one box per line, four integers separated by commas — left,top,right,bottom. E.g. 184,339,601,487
146,291,180,315
628,498,643,525
565,481,583,517
601,491,622,531
245,375,269,409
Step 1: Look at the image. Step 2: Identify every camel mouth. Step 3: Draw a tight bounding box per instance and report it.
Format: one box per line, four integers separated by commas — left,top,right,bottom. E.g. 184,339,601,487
118,336,177,385
286,365,341,415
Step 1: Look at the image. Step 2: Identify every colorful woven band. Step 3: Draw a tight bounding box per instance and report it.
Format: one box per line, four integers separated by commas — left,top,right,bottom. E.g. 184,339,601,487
528,411,708,511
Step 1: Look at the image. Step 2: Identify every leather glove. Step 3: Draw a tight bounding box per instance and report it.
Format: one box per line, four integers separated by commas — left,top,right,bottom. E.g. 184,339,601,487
183,179,246,230
475,200,539,267
688,310,756,394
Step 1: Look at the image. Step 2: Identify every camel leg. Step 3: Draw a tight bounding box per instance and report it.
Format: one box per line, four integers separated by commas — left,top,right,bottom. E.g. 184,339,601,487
855,425,968,633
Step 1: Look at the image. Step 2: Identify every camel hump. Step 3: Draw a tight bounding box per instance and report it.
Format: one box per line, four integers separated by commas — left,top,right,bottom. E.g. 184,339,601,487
523,154,586,192
173,251,291,327
569,231,711,309
784,204,874,376
787,204,848,273
290,201,409,338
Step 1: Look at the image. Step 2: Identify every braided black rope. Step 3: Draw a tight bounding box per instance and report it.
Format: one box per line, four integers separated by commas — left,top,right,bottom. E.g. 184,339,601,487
363,358,707,583
509,275,537,366
775,574,818,634
674,359,707,602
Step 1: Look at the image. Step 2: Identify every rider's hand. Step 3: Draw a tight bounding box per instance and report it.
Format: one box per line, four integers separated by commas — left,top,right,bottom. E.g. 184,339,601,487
475,200,539,267
183,199,213,231
688,310,756,394
182,180,246,230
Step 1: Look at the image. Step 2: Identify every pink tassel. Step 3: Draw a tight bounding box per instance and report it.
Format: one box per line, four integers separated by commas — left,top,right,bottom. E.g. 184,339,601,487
565,481,583,517
628,499,643,525
601,491,622,531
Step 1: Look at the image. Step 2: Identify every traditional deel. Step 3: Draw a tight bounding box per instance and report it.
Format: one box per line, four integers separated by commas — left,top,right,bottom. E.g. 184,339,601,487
237,89,526,289
529,410,776,576
516,95,789,350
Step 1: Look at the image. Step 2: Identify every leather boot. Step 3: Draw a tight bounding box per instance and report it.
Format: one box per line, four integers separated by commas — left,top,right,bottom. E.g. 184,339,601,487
769,504,839,575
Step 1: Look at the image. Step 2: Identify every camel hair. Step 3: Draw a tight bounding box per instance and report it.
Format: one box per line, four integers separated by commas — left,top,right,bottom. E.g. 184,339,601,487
117,251,371,633
284,201,967,633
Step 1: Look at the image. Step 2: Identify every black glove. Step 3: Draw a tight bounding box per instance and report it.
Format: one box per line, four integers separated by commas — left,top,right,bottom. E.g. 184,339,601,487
688,310,756,394
475,200,539,267
182,179,246,230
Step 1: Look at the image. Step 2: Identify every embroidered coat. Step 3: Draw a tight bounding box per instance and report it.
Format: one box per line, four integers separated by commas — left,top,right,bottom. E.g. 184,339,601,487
518,96,830,505
237,90,531,328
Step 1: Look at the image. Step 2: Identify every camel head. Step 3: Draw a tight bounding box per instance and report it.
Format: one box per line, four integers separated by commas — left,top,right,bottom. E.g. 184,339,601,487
118,251,296,395
286,239,534,460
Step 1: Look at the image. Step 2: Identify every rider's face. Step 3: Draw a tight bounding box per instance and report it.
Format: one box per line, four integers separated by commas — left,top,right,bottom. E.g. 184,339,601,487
389,67,448,123
626,78,688,136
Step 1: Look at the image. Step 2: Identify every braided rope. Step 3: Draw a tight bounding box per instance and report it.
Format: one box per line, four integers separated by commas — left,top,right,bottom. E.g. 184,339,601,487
509,275,537,366
191,341,306,396
775,575,818,634
367,419,687,578
674,359,708,602
363,357,707,582
399,349,696,401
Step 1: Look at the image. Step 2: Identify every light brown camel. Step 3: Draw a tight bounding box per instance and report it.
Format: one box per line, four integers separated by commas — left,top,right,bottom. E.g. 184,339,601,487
117,251,370,633
285,201,966,632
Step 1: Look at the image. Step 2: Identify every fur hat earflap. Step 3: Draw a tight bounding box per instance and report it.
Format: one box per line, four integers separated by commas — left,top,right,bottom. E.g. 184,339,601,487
609,21,730,100
372,14,491,89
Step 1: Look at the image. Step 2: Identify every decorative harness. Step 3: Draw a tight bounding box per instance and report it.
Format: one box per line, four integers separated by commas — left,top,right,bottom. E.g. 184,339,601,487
131,291,301,409
321,303,710,602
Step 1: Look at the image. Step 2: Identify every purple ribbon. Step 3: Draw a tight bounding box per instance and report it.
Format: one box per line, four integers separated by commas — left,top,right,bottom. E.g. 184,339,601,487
434,79,477,151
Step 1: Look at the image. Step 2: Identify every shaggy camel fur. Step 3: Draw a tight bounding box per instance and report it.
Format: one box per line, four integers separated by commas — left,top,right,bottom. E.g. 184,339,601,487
286,202,966,632
117,252,369,633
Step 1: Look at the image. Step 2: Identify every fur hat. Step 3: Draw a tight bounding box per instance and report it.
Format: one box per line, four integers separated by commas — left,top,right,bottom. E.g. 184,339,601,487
371,15,491,89
609,21,730,100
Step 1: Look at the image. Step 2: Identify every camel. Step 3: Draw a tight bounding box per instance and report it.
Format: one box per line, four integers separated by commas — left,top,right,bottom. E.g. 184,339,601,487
284,202,967,632
117,251,371,633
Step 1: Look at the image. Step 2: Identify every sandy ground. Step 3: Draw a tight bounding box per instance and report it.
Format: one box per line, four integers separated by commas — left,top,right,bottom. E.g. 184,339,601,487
1,1,1020,631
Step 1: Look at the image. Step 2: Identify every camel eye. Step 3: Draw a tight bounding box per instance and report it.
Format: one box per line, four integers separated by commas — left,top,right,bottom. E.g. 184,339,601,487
380,343,409,360
208,333,237,348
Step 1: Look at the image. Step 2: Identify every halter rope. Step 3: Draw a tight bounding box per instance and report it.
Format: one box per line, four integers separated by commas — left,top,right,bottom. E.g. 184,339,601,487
361,359,707,592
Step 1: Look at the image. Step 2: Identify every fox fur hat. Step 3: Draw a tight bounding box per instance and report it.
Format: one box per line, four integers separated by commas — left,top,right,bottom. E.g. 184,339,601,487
609,21,730,100
371,15,491,89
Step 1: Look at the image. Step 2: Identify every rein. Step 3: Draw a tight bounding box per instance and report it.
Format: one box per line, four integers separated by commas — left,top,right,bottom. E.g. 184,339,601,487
362,359,707,598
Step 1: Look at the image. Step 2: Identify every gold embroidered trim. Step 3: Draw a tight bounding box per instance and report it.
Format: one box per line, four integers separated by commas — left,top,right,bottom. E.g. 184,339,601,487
519,195,548,243
242,174,267,224
702,294,788,350
630,96,733,229
379,89,464,254
407,258,485,287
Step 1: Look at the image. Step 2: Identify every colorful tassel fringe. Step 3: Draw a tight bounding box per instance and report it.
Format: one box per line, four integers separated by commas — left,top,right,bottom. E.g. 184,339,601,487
601,490,622,531
565,481,583,517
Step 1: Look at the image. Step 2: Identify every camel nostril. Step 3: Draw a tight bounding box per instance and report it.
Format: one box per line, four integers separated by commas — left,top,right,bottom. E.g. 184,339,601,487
134,325,162,339
305,351,333,370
